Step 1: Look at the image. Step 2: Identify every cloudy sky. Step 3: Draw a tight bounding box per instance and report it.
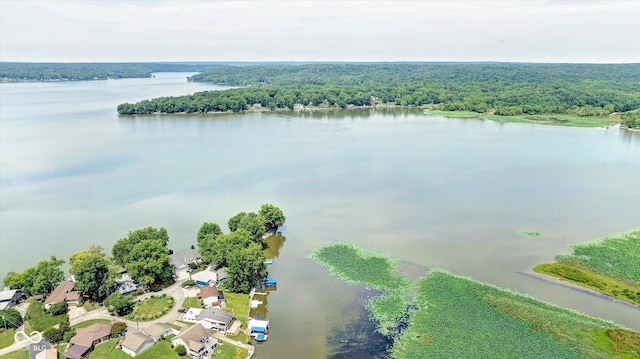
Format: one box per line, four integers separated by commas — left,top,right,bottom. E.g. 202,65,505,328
1,0,638,63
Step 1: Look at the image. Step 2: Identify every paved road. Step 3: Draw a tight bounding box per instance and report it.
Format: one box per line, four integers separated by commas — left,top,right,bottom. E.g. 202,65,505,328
69,278,188,332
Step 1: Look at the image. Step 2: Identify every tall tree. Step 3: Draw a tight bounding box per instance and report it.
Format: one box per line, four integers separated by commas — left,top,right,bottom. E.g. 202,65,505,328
0,308,22,329
112,227,169,267
197,222,223,245
125,240,172,286
237,212,266,242
69,245,107,276
6,256,67,295
72,255,113,301
199,230,252,267
225,243,268,294
228,212,247,232
259,204,286,231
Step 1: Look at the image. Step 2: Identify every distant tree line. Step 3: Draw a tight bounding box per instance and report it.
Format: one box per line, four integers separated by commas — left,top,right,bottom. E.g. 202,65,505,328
0,62,218,81
117,63,640,127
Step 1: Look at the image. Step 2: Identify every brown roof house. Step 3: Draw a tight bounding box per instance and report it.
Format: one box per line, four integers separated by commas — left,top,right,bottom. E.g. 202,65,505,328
142,323,173,342
65,323,112,359
45,281,82,309
121,332,155,357
35,348,58,359
171,323,217,358
197,286,219,308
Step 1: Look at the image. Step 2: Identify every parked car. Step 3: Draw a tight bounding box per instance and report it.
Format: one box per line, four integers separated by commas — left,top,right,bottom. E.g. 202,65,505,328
177,308,186,313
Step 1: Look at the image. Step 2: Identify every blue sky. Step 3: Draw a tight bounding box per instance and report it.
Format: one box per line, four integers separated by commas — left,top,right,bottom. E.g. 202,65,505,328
1,0,638,63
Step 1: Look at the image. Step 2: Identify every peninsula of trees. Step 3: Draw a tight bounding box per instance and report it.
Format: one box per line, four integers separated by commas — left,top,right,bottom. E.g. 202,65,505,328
117,63,640,128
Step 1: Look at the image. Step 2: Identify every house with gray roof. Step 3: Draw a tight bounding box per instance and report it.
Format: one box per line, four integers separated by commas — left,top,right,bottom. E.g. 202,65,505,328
170,249,201,275
171,323,217,358
196,308,235,332
142,323,173,341
0,288,25,310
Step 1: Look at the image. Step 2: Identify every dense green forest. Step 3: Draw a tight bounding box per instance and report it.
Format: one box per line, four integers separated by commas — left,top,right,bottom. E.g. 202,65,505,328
0,62,218,81
117,63,640,128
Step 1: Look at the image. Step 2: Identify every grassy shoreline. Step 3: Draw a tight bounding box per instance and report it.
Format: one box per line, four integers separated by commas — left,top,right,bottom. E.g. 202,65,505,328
533,228,640,307
423,109,619,127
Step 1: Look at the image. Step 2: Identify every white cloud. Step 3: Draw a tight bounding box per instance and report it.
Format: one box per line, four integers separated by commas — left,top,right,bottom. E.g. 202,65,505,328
1,0,638,62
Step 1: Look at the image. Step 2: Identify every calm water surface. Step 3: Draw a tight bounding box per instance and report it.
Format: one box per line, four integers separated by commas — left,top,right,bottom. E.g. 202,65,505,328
1,73,639,358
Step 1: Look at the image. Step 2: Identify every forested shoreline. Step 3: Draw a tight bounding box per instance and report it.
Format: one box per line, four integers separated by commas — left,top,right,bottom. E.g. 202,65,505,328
116,63,640,128
0,62,218,82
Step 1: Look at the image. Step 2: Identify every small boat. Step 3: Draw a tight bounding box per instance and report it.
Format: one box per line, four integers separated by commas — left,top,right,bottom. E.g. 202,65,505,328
255,333,267,342
263,259,274,264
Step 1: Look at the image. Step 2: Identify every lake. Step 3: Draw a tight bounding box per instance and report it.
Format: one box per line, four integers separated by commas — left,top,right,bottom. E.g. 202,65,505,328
1,73,639,358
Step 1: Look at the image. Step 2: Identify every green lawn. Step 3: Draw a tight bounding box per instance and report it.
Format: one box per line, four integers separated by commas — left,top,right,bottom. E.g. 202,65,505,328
25,301,68,332
212,342,249,359
0,329,16,349
132,295,174,321
0,350,28,359
222,292,250,343
182,297,203,309
71,319,111,329
87,339,180,359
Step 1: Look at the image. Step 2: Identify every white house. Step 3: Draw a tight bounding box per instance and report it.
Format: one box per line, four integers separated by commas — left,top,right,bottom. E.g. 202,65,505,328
121,332,154,357
170,249,201,276
171,323,217,358
191,266,217,286
182,307,236,332
0,288,25,310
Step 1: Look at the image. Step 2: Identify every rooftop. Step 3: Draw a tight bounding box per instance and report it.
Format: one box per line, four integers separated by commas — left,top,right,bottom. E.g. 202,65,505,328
143,323,171,338
70,323,112,347
170,249,200,268
122,332,153,351
197,308,234,324
45,281,75,304
199,286,218,299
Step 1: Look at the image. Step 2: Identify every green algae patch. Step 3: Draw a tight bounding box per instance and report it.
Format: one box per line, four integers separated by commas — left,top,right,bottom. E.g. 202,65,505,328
309,242,410,291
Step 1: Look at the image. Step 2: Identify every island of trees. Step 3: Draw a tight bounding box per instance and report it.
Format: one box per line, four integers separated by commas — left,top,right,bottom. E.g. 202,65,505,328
116,63,640,128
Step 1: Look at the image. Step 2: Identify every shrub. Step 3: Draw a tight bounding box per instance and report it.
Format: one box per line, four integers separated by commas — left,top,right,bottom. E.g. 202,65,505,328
48,302,68,316
181,280,196,287
111,321,127,337
147,314,153,320
175,344,187,356
43,328,64,343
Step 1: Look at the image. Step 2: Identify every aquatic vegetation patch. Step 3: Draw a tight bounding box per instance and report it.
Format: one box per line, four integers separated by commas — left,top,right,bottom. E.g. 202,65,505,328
517,229,543,237
555,228,640,285
391,270,585,359
366,292,414,338
309,242,410,291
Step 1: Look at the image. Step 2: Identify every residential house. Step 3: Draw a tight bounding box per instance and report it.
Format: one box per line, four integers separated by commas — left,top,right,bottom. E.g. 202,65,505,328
182,308,202,323
142,323,173,342
214,268,227,285
171,323,217,358
65,323,112,359
0,288,25,310
45,281,82,309
196,308,235,332
116,281,138,295
197,286,219,308
170,249,201,276
35,348,57,359
121,332,154,357
191,266,217,287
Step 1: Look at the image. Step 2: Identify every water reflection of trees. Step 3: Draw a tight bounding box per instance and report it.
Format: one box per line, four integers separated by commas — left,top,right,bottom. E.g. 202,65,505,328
264,233,286,259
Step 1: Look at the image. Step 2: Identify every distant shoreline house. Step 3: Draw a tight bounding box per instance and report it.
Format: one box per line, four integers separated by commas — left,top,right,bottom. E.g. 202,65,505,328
171,323,217,358
45,281,82,309
0,288,26,310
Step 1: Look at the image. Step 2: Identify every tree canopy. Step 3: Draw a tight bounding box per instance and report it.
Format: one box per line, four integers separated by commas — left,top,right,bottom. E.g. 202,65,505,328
117,63,640,126
71,254,113,301
125,239,173,287
259,203,286,230
2,256,65,295
197,222,223,245
225,243,268,294
0,308,23,329
112,226,169,267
